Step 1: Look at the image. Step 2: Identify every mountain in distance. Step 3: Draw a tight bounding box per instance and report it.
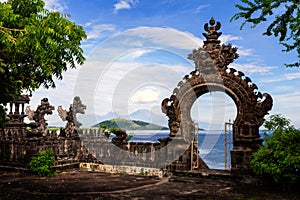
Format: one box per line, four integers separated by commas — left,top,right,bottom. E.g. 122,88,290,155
92,118,169,130
125,109,221,130
68,109,221,130
126,109,168,127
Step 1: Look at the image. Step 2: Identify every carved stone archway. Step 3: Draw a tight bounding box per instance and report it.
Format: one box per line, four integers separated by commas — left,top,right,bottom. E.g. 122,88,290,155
161,18,273,173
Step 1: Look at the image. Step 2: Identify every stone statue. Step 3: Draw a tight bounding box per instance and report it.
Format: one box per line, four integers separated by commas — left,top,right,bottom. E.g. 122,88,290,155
72,96,87,128
25,98,55,136
57,96,86,137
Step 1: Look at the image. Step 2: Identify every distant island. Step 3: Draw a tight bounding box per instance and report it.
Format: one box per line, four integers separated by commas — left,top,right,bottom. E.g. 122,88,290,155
92,118,169,130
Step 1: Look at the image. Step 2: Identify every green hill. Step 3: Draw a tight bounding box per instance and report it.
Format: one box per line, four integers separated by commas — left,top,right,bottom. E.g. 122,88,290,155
92,118,169,130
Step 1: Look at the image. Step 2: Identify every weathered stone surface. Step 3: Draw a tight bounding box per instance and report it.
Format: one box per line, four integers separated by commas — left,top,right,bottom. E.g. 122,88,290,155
161,17,273,173
0,97,90,168
57,96,87,137
26,98,55,137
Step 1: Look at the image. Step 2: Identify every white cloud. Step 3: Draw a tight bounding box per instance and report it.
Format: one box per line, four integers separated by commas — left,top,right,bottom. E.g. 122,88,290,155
72,57,190,121
285,72,300,80
237,48,254,56
218,35,254,57
193,4,211,14
29,67,80,126
270,92,300,128
120,49,153,61
219,35,241,44
113,0,138,14
130,88,161,103
229,63,277,75
29,25,286,127
114,1,130,11
123,26,203,50
259,71,300,83
85,24,117,40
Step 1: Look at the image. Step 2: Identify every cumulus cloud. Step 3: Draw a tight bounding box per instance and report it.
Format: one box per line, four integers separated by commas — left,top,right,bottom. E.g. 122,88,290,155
130,88,161,103
113,0,138,14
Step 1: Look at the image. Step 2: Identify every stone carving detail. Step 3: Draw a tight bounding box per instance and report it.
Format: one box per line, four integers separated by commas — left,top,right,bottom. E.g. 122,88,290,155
161,17,273,173
72,96,87,128
57,105,77,138
188,17,239,72
57,96,86,137
26,98,54,136
7,94,31,123
0,95,90,169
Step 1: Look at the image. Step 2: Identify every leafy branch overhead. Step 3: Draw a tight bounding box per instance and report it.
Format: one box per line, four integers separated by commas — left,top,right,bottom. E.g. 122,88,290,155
0,0,87,126
0,0,87,104
231,0,300,67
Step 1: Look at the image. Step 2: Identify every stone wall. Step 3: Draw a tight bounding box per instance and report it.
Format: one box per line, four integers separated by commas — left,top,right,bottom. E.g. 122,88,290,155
0,128,84,168
0,125,207,171
0,94,206,171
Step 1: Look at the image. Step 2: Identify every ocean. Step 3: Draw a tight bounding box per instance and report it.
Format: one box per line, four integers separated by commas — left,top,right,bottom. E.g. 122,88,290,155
118,130,265,170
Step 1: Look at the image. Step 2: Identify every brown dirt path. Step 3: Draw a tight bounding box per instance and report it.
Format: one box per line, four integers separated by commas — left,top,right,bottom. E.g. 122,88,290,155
0,170,299,200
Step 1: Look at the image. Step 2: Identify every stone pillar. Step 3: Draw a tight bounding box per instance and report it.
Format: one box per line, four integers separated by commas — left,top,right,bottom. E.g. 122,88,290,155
231,124,262,174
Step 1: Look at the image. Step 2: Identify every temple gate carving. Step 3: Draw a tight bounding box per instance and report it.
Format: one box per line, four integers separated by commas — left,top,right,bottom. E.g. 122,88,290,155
161,17,273,173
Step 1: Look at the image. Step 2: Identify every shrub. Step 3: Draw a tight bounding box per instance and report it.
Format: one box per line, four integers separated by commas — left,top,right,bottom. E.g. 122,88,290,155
126,132,135,141
251,114,300,186
29,148,55,177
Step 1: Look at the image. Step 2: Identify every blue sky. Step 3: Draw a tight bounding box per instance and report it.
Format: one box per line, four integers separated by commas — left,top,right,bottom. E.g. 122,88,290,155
14,0,299,128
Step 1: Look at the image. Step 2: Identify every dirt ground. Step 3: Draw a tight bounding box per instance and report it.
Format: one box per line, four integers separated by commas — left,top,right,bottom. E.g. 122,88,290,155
0,170,299,200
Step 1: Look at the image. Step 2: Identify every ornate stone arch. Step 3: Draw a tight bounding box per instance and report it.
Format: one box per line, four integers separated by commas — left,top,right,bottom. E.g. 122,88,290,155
161,18,273,173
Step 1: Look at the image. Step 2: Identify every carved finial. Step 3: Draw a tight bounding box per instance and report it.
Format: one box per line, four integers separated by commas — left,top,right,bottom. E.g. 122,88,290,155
203,17,222,48
188,17,239,72
209,17,215,25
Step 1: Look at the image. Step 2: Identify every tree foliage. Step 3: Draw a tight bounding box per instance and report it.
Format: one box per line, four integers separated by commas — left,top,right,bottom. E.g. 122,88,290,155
231,0,300,67
29,148,55,177
251,114,300,186
0,0,86,125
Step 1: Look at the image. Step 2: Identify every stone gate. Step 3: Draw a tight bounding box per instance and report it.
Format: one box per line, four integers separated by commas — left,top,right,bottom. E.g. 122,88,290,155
0,17,273,175
161,17,273,173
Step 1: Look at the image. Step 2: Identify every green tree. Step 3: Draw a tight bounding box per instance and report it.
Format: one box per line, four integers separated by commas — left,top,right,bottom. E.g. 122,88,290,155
251,114,300,186
264,114,291,131
231,0,300,67
0,0,86,126
29,148,55,177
